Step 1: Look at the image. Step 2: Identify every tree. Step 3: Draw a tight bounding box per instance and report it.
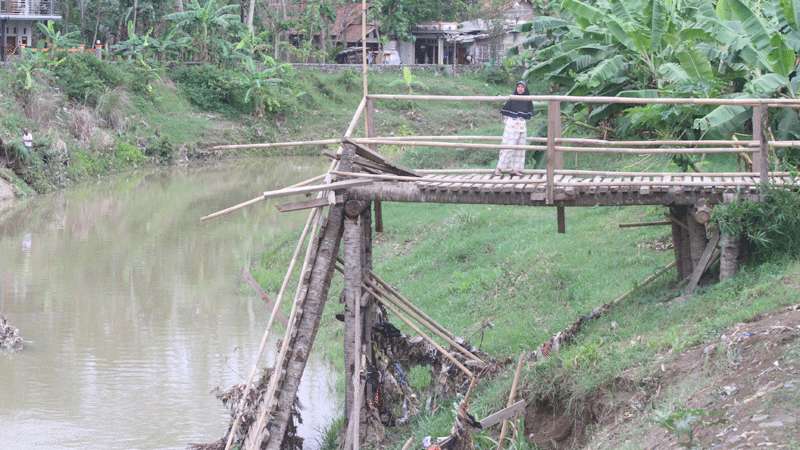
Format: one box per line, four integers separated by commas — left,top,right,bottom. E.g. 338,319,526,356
515,0,799,139
164,0,240,61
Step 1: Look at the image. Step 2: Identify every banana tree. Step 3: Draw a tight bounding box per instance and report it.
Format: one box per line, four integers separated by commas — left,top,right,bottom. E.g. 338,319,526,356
165,0,240,61
694,0,799,140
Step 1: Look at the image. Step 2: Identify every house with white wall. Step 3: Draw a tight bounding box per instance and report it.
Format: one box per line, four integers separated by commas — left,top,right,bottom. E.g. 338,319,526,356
0,0,61,61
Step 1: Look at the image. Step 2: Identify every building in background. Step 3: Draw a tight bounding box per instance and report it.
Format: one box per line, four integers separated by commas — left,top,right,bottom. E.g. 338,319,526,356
0,0,61,61
392,0,534,66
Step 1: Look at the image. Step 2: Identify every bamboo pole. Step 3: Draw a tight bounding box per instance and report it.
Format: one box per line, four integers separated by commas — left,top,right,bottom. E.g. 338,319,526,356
416,168,792,177
546,100,560,205
223,207,320,450
366,272,460,343
201,173,327,222
367,94,800,107
365,135,782,147
364,285,474,378
350,138,547,151
755,106,770,184
496,353,525,450
245,205,326,450
210,138,342,151
366,278,485,364
332,171,538,184
555,146,749,154
619,220,673,228
361,0,368,99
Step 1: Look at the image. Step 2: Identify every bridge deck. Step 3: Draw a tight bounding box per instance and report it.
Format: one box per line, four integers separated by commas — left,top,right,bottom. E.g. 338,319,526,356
347,173,797,207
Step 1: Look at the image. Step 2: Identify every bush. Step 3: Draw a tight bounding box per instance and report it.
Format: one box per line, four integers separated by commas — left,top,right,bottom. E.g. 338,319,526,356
171,65,244,113
714,185,800,260
52,54,124,104
145,136,176,164
336,69,359,91
115,142,146,166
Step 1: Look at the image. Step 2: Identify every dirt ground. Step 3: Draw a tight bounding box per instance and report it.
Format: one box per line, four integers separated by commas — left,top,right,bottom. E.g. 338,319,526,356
524,304,800,449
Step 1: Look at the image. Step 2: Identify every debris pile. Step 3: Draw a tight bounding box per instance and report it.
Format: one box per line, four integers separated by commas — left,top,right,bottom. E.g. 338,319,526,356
371,320,498,425
188,368,302,450
0,315,24,352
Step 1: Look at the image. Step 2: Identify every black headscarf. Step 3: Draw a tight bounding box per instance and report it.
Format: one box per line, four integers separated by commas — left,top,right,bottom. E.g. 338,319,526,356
500,81,533,120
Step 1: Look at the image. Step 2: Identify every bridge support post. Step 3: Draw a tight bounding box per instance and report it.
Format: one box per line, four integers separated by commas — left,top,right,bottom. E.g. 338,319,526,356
669,206,693,281
343,201,365,447
343,201,380,447
719,232,740,281
686,211,707,273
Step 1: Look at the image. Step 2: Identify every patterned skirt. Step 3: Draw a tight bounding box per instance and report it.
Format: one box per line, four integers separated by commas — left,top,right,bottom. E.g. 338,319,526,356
497,118,527,171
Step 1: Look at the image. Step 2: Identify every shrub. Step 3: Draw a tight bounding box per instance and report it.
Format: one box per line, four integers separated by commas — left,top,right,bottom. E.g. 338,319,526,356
171,64,244,113
52,54,124,104
145,136,176,164
336,69,359,91
714,185,800,260
115,142,147,166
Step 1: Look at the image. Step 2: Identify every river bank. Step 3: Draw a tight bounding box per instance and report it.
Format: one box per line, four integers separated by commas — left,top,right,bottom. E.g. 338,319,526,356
0,58,506,197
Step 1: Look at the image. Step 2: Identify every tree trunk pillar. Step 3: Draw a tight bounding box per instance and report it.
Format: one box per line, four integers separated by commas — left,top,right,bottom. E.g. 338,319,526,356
719,232,741,281
687,210,707,273
343,200,365,424
669,206,693,280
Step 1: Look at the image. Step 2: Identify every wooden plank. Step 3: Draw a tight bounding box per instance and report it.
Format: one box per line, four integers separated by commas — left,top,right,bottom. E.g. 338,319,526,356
480,400,527,429
277,197,341,213
685,231,721,295
343,138,420,177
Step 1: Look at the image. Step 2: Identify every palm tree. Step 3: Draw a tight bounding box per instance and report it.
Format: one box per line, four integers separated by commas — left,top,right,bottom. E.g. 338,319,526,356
165,0,240,61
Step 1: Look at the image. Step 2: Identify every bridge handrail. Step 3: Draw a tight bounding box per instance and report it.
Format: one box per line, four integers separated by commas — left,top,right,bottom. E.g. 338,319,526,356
368,94,800,107
364,95,800,202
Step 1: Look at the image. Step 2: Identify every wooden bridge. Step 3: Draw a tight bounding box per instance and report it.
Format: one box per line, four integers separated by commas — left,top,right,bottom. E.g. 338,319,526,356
203,92,800,450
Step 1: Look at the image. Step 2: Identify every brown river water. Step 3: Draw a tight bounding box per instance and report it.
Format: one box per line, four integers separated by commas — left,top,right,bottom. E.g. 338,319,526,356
0,157,340,449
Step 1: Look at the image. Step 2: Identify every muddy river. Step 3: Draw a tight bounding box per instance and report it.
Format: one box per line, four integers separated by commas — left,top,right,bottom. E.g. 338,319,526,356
0,157,339,449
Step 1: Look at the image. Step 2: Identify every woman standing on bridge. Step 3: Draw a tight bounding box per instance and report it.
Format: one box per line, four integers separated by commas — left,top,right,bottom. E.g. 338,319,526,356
496,81,534,177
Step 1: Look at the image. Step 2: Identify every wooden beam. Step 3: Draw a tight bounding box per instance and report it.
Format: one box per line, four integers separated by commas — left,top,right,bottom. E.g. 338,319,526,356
556,206,565,234
685,230,721,295
479,400,527,429
276,197,341,213
262,179,373,201
343,139,420,177
754,105,770,184
546,101,560,205
618,220,673,228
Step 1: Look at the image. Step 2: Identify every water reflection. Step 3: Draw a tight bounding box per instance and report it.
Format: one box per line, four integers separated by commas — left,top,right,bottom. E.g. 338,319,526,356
0,158,339,449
